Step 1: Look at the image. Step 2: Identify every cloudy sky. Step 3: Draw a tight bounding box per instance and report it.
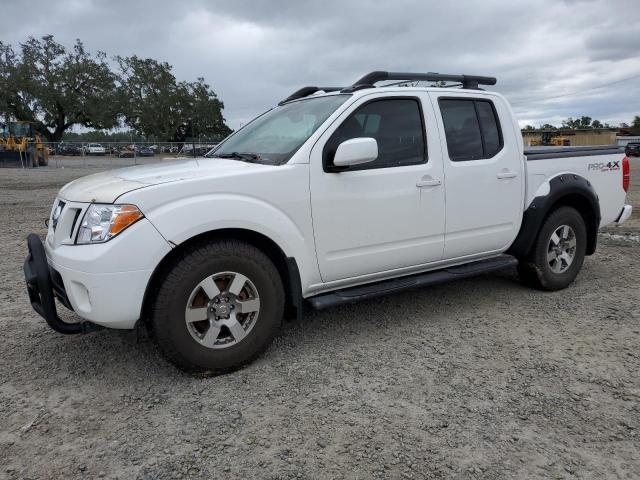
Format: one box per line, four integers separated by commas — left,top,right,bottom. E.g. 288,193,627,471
2,0,640,129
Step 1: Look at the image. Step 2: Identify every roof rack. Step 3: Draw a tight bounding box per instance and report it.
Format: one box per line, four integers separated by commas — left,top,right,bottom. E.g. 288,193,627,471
278,70,497,104
343,71,497,92
278,86,343,105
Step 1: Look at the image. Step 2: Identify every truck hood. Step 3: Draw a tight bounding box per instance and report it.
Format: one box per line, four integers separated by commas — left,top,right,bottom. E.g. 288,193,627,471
58,158,273,203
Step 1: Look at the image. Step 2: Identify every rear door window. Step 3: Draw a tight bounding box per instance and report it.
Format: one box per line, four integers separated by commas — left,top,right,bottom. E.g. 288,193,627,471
475,101,502,158
439,98,503,161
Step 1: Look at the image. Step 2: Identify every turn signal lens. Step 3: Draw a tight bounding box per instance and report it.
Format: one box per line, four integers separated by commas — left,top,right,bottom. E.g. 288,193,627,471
110,205,144,235
622,156,630,192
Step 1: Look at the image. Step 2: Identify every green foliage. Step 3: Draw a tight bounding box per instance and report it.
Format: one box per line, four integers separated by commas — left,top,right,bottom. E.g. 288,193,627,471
522,117,619,132
562,116,592,129
560,117,612,130
116,55,184,141
116,56,231,141
61,130,147,143
0,35,231,142
0,35,118,141
173,78,232,141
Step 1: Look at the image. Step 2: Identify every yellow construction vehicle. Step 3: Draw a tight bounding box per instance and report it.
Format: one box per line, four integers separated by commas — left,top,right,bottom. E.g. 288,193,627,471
549,135,571,146
529,131,571,147
0,121,49,167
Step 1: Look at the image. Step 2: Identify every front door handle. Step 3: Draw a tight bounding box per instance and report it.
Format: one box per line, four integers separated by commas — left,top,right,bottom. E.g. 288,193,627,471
497,170,517,179
416,178,442,188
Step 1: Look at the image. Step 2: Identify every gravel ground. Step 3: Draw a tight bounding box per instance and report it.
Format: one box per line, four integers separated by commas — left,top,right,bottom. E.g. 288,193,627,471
1,158,639,480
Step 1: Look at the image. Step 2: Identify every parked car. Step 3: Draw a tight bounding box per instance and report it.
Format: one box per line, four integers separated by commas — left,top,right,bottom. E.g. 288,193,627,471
138,146,155,157
117,147,135,158
624,142,640,157
84,143,106,156
56,143,82,156
25,70,632,374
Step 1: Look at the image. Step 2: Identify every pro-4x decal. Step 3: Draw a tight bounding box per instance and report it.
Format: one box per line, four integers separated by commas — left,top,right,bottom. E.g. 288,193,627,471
588,161,620,172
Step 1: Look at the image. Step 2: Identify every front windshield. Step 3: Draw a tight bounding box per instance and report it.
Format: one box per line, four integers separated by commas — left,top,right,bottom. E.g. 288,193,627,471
207,94,350,164
13,123,31,138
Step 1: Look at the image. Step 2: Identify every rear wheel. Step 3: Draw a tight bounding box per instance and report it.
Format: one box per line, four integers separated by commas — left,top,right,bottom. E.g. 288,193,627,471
517,206,587,291
151,239,284,374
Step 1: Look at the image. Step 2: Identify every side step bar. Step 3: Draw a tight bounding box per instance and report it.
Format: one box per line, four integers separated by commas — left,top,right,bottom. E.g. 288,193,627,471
308,255,518,310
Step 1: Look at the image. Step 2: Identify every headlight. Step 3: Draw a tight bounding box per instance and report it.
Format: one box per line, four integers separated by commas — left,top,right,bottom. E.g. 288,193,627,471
76,204,144,244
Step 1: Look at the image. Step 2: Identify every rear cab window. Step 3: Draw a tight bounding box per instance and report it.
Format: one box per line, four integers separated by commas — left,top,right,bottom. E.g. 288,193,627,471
439,98,503,161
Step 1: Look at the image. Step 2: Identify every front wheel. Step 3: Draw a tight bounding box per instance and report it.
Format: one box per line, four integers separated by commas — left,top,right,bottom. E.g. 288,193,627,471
151,239,284,374
517,206,587,291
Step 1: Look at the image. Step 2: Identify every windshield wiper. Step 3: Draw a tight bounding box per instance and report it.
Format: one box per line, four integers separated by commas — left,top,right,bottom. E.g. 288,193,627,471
215,152,261,162
214,151,280,165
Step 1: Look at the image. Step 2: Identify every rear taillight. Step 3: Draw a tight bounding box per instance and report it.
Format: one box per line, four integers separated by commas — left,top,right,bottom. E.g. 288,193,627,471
623,156,630,192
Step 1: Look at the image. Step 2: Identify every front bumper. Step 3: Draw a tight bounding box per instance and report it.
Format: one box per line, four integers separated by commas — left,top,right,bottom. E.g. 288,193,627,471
25,208,172,331
24,233,101,334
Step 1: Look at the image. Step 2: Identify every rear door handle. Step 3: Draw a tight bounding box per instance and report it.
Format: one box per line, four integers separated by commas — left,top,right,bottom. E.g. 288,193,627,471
416,178,442,187
496,170,517,179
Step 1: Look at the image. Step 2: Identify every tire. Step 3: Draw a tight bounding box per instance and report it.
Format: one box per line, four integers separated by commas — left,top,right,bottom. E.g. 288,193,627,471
151,239,284,375
517,206,587,291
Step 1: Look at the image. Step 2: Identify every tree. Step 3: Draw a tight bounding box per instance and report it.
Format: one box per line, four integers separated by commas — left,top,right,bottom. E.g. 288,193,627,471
0,35,118,141
174,78,232,141
562,116,592,129
116,57,231,141
62,129,147,143
116,56,184,140
522,124,536,131
0,42,18,124
632,116,640,135
560,116,610,130
0,35,232,142
539,123,557,130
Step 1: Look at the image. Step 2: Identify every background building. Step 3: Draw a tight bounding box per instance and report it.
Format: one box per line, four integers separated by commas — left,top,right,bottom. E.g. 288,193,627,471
521,128,617,147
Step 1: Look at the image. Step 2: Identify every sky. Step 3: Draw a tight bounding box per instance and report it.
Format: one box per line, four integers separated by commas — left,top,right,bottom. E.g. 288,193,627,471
2,0,640,130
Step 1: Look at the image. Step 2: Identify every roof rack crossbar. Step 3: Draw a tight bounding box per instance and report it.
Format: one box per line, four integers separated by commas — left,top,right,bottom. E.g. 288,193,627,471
343,71,497,91
278,86,344,105
279,71,497,105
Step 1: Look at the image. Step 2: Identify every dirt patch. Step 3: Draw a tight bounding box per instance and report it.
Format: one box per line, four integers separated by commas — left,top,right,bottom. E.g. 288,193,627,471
1,160,639,479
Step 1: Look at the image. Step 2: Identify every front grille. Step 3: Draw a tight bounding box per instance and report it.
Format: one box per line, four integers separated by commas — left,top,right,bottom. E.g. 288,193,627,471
69,209,82,240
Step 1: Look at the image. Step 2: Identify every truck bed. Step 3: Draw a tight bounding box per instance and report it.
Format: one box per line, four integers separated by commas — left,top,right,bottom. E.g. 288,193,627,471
525,145,624,160
524,144,627,226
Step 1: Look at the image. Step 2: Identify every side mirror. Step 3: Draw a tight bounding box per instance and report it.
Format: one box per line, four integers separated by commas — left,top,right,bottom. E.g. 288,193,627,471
333,137,378,168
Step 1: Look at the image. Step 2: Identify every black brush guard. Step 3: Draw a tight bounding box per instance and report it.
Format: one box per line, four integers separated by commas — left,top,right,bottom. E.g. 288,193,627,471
24,233,101,334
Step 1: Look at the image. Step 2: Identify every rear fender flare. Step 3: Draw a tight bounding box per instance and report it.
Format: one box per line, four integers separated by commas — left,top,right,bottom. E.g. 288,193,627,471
507,173,601,258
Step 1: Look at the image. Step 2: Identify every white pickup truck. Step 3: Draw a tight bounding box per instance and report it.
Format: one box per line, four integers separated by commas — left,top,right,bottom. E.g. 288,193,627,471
24,71,632,374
